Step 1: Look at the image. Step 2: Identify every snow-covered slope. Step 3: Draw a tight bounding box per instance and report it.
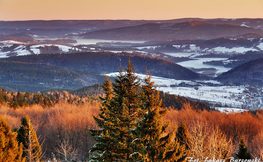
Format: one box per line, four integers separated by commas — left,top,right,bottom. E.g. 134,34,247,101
0,41,87,58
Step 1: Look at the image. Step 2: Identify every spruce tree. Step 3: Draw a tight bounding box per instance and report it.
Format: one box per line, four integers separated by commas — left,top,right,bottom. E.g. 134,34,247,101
90,60,141,161
236,135,252,159
17,116,42,162
0,117,25,162
131,74,185,162
89,76,118,161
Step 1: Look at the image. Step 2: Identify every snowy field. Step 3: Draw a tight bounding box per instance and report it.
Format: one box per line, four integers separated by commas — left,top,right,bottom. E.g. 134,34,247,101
106,72,245,109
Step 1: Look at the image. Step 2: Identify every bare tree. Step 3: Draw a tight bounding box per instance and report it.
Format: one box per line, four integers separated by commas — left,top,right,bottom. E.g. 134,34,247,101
54,138,79,162
188,119,232,159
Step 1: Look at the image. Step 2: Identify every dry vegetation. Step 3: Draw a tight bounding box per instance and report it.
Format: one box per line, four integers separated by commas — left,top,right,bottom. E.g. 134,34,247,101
0,101,99,161
1,101,263,160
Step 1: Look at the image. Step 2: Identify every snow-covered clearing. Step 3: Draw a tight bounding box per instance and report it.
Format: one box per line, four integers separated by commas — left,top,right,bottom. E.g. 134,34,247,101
207,46,258,54
106,72,245,109
257,42,263,50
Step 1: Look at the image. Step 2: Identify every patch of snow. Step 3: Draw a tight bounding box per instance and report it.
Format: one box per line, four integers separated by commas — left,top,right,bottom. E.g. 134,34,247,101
30,44,73,53
30,45,41,54
172,45,181,48
106,50,123,53
210,46,257,54
57,45,71,52
241,23,250,28
196,80,221,84
257,42,263,50
0,51,9,58
0,40,24,45
136,46,160,50
16,49,31,56
189,44,200,51
14,45,26,50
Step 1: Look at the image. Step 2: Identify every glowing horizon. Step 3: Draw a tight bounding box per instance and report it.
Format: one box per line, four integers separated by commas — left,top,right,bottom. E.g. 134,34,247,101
0,0,263,21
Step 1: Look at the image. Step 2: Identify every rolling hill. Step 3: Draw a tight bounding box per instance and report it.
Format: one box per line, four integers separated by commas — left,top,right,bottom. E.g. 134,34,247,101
216,58,263,86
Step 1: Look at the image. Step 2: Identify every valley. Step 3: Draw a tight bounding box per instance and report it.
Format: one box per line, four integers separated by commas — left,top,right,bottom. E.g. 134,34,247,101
1,18,263,111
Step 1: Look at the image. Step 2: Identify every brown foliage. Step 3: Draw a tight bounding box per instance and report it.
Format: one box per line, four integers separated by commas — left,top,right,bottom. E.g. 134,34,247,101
0,101,100,161
1,99,263,159
164,103,263,158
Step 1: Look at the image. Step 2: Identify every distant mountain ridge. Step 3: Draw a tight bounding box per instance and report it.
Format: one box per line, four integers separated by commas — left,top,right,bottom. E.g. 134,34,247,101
80,20,263,41
1,18,263,40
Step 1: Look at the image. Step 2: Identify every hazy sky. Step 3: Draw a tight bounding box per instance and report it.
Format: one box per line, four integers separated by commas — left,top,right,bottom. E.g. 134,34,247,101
0,0,263,21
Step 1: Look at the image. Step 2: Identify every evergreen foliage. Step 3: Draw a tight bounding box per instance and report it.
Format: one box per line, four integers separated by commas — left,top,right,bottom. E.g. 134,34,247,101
236,135,252,159
90,62,186,161
89,76,117,161
131,73,185,161
90,60,141,161
0,117,25,162
17,116,42,162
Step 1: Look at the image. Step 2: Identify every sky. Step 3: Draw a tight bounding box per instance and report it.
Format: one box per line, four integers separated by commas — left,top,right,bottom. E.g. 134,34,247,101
0,0,263,21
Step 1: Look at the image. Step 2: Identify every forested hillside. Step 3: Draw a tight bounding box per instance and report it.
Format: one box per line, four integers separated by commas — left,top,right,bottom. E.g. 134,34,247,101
0,60,104,92
1,52,203,80
0,52,204,92
217,58,263,85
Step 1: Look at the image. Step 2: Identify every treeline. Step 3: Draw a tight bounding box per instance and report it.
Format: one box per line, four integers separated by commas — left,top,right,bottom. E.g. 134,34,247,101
159,91,210,111
0,89,90,109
